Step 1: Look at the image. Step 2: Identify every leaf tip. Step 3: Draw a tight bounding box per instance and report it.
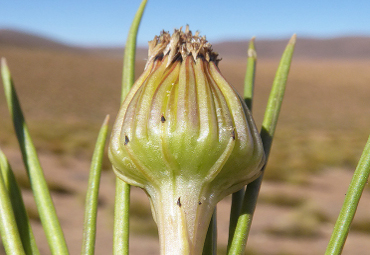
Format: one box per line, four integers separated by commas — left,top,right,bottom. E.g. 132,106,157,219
250,36,256,45
289,34,297,45
103,114,110,126
1,57,8,71
248,36,256,54
248,37,257,58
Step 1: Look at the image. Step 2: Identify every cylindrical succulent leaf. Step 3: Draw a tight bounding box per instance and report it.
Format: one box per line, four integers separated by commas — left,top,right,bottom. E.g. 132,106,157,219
109,27,265,255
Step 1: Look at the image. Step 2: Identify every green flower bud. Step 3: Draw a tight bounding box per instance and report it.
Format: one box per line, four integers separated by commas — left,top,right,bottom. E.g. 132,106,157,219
109,27,265,255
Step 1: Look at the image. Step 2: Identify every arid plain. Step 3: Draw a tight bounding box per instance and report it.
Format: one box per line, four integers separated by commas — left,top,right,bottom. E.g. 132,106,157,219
1,30,370,254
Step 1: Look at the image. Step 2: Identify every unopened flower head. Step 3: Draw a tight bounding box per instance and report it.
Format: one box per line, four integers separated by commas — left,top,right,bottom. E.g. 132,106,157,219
109,26,265,255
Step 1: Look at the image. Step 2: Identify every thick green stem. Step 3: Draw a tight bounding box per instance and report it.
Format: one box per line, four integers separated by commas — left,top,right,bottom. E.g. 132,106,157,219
149,183,217,255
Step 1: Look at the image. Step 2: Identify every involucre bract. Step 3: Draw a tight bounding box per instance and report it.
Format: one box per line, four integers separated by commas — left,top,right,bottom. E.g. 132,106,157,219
109,27,265,255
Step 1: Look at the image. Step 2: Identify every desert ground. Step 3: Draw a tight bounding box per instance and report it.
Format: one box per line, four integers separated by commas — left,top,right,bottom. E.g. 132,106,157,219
1,32,370,254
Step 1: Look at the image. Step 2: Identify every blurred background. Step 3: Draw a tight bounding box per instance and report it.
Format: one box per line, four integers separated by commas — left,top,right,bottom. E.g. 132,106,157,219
1,1,370,254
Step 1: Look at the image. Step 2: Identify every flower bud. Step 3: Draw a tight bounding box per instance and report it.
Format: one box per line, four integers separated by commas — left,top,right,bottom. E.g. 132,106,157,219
109,27,265,255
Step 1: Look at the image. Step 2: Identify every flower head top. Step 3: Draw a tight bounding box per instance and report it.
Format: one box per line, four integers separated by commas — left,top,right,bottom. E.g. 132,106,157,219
146,26,220,69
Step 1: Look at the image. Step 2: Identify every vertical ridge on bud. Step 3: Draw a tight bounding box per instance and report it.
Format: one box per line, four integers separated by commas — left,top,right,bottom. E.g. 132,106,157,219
177,56,198,131
109,26,266,255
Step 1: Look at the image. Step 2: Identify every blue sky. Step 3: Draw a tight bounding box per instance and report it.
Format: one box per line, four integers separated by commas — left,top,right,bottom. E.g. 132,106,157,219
1,1,370,47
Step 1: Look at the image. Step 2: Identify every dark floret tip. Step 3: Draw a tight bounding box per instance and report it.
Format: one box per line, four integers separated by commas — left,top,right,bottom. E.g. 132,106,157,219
146,25,221,69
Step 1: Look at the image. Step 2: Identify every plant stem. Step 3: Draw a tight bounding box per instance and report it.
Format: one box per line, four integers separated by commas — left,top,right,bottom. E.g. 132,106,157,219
150,184,217,255
325,136,370,255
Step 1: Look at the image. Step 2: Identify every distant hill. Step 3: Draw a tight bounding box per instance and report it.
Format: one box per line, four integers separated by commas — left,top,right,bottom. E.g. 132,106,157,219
2,28,370,60
213,37,370,60
87,37,370,60
0,28,86,53
89,46,148,60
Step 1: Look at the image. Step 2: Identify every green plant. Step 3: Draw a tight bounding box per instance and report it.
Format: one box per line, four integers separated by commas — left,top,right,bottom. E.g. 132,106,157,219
0,1,369,255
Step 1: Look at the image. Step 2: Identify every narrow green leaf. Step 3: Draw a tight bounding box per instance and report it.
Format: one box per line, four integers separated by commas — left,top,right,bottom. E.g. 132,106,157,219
1,58,69,255
81,116,110,255
113,181,130,255
114,1,148,254
261,34,296,157
202,209,217,255
325,136,370,255
0,149,40,255
227,35,296,255
0,154,26,255
121,0,148,103
228,38,257,250
243,37,257,110
227,176,262,255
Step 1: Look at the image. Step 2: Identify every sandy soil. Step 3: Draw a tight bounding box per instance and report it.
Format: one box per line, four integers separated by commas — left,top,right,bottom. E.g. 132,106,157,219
1,148,370,255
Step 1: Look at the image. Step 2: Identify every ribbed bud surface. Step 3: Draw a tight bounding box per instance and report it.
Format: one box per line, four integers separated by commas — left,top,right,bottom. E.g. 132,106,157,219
109,27,265,255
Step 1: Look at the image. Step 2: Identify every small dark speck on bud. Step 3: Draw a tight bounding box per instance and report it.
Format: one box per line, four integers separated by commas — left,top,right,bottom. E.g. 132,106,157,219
161,115,166,123
231,130,236,140
124,135,129,145
177,197,181,207
198,201,202,205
